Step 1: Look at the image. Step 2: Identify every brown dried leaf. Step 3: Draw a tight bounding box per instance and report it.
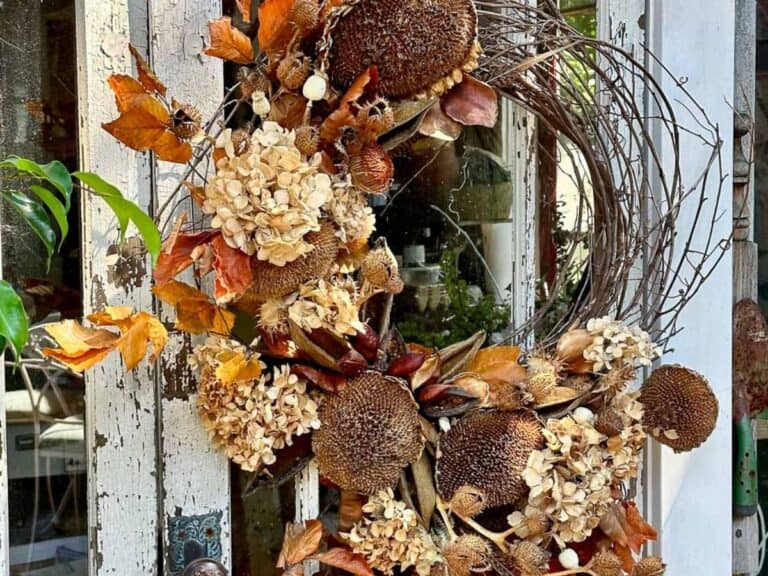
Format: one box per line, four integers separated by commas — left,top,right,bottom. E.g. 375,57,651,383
154,231,220,285
466,346,526,387
439,331,486,380
128,44,167,96
277,519,324,569
258,0,297,58
107,75,150,113
419,104,462,141
204,16,255,65
441,75,498,128
236,0,252,23
211,234,254,303
289,320,341,372
338,490,366,532
412,452,436,527
312,548,374,576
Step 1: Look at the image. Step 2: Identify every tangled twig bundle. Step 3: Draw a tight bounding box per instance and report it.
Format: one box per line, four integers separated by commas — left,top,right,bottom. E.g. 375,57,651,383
475,0,728,349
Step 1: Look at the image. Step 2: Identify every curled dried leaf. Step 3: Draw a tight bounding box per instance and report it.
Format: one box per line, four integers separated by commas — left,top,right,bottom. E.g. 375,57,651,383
312,547,374,576
205,17,255,65
277,519,324,569
441,75,498,128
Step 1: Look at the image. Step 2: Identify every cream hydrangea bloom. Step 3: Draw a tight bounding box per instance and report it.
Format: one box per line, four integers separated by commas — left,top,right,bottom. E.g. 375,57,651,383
287,277,365,337
583,317,662,372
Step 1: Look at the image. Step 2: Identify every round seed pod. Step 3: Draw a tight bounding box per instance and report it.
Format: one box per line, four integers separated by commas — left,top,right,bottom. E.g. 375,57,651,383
295,125,320,156
639,365,718,453
171,104,202,140
595,408,623,437
632,557,666,576
349,143,394,195
238,67,271,99
237,221,339,305
313,371,424,494
292,0,320,30
327,0,479,99
442,535,491,576
590,552,623,576
435,410,544,509
278,54,311,91
510,542,550,573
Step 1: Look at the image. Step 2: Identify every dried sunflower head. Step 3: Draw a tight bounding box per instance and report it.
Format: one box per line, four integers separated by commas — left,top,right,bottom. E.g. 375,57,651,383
326,0,480,99
343,488,442,576
313,372,424,493
436,410,544,509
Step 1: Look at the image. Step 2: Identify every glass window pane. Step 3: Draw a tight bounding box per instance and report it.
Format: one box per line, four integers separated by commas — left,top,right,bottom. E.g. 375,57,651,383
0,1,85,574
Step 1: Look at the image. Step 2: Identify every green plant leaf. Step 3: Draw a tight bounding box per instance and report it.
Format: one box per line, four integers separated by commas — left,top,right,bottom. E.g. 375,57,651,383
0,156,73,210
30,184,69,248
3,191,56,264
73,171,161,262
0,279,29,360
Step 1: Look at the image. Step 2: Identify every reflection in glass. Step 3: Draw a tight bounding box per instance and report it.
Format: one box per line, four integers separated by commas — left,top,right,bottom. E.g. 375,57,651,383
1,1,85,574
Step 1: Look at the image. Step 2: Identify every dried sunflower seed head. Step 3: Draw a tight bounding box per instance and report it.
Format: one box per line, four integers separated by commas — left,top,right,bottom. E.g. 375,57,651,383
632,557,666,576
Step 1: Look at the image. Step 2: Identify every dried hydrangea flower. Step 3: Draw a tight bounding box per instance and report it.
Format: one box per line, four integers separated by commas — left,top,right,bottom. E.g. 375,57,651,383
583,317,661,372
193,339,321,473
287,276,365,336
343,489,442,576
325,181,376,245
521,389,645,546
204,121,337,265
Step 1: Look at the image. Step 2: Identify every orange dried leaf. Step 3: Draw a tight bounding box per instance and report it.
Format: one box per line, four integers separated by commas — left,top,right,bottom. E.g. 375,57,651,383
154,230,220,285
312,548,374,576
624,502,657,553
102,96,192,163
42,321,120,372
128,44,167,96
153,281,235,336
277,519,324,569
236,0,252,23
113,311,168,370
153,280,208,307
215,350,264,386
257,0,297,56
320,67,378,142
205,17,254,65
88,306,135,330
107,75,150,113
467,346,526,386
211,234,254,303
44,346,114,372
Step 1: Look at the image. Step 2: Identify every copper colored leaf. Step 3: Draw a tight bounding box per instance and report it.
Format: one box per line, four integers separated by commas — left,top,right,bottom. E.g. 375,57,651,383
387,353,426,377
42,321,120,372
268,92,308,130
114,311,168,369
153,281,235,335
419,104,462,141
337,348,368,376
128,44,167,96
441,75,498,128
320,67,378,142
154,231,219,284
214,350,263,386
291,365,347,393
624,502,657,553
211,234,254,303
102,96,192,163
107,75,150,113
466,346,526,386
236,0,252,23
258,0,297,57
312,548,374,576
277,519,323,569
205,17,255,65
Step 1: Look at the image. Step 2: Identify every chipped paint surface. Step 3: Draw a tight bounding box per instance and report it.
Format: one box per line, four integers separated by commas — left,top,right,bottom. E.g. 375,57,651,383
76,0,159,573
149,1,232,573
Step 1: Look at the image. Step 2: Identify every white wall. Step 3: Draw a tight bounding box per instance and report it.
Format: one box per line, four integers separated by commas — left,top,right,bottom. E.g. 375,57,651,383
646,1,734,573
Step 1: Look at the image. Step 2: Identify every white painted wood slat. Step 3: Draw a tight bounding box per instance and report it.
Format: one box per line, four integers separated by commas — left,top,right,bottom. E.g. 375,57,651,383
75,1,159,573
147,2,231,574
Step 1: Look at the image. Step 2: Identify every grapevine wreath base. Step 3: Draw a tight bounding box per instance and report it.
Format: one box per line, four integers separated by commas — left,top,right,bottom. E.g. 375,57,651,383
42,1,724,575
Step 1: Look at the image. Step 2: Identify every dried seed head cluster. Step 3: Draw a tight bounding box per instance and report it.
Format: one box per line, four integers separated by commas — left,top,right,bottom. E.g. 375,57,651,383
639,365,718,452
436,410,544,509
192,338,321,472
441,535,490,576
521,391,645,546
583,317,661,372
632,557,666,576
506,505,551,543
326,0,480,99
204,122,340,265
344,489,442,576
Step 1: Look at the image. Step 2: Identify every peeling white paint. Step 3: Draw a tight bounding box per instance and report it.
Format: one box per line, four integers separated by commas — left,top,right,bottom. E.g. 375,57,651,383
76,0,159,573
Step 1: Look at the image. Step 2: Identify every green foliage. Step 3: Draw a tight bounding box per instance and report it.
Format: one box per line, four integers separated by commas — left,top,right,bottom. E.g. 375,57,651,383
0,156,160,356
73,171,161,263
0,279,29,361
399,248,510,349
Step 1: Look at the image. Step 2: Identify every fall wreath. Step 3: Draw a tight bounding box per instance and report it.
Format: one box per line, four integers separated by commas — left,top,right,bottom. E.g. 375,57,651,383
41,1,724,575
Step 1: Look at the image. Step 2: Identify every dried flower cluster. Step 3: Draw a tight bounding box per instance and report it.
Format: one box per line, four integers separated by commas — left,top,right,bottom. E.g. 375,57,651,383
344,489,442,576
583,318,661,372
193,337,321,472
326,182,376,245
521,392,645,546
204,122,338,265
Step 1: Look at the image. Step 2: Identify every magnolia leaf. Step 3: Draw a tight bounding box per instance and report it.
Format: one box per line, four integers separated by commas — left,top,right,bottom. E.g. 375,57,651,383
210,234,253,303
441,75,498,128
205,17,255,65
128,44,167,96
257,0,297,57
419,104,462,141
74,171,161,263
29,185,68,248
0,280,29,360
276,519,323,569
311,548,374,576
439,331,486,380
466,345,526,387
3,191,56,264
0,156,73,210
